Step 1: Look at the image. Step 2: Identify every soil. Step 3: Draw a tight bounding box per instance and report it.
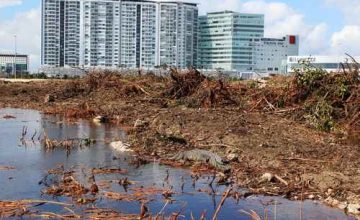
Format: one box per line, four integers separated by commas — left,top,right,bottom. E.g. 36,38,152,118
0,71,359,217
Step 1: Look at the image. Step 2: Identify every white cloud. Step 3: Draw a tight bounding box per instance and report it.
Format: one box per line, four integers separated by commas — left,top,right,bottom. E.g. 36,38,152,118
322,0,360,55
197,0,330,55
0,0,22,8
1,0,359,72
329,25,360,55
0,8,41,71
325,0,360,26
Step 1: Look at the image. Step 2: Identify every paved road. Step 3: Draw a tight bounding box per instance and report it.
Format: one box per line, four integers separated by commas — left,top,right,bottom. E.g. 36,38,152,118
0,78,49,83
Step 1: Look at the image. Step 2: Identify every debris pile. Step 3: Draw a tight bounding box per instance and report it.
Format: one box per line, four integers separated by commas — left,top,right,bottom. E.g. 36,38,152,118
92,167,128,175
293,61,359,135
84,208,138,220
0,200,75,219
164,68,236,107
250,58,359,137
42,171,89,198
0,201,30,218
43,136,96,151
188,78,237,108
164,68,206,99
83,70,151,97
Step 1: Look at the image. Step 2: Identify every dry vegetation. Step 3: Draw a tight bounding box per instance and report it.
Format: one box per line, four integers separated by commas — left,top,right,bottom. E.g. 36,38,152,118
0,62,360,217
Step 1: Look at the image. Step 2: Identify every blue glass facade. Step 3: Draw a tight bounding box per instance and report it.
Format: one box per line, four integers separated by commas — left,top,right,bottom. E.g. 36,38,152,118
198,11,264,71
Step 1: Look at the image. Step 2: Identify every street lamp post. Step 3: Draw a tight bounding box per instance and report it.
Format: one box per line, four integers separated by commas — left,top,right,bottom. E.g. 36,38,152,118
13,35,17,79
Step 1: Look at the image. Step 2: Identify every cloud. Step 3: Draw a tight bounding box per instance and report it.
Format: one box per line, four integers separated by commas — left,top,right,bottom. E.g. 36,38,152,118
325,0,360,26
323,0,360,55
1,0,358,72
197,0,330,55
329,25,360,55
0,0,22,8
0,8,41,71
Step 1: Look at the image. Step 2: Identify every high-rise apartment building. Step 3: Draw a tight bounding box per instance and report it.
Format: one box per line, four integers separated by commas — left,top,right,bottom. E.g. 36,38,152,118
198,11,265,71
41,0,198,69
83,1,121,67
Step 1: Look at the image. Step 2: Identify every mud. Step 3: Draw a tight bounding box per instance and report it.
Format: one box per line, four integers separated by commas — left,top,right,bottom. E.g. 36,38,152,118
0,70,359,217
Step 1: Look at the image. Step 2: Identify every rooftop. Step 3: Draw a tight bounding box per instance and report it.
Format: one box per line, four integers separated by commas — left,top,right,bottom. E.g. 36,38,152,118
121,0,198,6
207,10,235,15
0,54,28,58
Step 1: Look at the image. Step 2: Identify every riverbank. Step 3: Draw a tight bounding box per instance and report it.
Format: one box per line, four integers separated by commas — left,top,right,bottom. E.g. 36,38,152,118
0,69,359,217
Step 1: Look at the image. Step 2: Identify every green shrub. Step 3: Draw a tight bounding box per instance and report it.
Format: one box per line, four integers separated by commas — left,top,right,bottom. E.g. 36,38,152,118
305,100,334,132
294,64,327,89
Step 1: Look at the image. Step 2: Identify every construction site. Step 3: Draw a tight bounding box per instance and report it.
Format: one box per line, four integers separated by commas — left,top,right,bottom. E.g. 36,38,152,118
0,62,359,219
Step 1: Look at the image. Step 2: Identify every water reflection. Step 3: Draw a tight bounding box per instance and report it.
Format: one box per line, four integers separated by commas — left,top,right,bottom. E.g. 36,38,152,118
0,108,355,220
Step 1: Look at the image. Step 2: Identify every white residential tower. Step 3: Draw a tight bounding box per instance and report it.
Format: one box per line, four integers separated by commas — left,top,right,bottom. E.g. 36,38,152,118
41,0,198,69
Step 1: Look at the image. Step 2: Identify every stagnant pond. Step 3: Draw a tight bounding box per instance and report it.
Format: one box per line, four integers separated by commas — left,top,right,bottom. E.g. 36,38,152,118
0,108,354,220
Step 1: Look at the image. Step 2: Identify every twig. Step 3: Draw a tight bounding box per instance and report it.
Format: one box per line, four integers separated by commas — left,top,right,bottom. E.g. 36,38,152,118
239,210,261,220
21,199,72,206
64,207,82,219
264,97,276,111
157,200,170,217
198,143,234,149
31,130,37,141
274,175,288,187
249,99,263,112
135,85,150,95
282,158,327,163
212,187,232,220
273,107,300,114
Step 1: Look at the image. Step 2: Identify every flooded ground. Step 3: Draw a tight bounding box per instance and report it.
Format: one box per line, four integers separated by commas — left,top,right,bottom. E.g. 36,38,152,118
0,108,354,219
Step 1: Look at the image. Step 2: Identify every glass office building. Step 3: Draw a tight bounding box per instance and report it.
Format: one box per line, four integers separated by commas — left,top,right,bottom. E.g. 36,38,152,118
198,11,264,71
41,0,198,69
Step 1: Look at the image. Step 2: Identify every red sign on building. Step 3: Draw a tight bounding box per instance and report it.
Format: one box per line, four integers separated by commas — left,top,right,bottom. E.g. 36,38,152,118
289,35,296,44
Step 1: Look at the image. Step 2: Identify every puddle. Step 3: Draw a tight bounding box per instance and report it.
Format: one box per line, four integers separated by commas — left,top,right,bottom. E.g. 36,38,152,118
0,108,355,219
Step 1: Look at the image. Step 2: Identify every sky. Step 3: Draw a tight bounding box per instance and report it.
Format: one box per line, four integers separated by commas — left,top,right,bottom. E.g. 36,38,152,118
1,0,360,71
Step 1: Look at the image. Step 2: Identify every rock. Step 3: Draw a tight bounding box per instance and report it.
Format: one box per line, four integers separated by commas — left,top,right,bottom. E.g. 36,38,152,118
326,188,334,196
226,153,239,162
44,94,55,103
325,196,341,207
134,119,149,129
308,194,315,200
110,141,133,152
347,204,360,215
260,173,275,183
93,116,107,123
338,202,348,210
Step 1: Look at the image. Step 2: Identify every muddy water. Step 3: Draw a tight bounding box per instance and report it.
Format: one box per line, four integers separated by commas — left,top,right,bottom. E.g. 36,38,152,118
0,108,354,220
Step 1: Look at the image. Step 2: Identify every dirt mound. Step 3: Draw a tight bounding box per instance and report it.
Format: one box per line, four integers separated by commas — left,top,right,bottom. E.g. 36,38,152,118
164,68,237,108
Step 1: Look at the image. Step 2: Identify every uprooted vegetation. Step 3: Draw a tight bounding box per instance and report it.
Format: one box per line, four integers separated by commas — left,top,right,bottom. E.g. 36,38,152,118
0,62,358,138
1,64,360,218
53,70,165,100
250,58,359,137
163,68,238,108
